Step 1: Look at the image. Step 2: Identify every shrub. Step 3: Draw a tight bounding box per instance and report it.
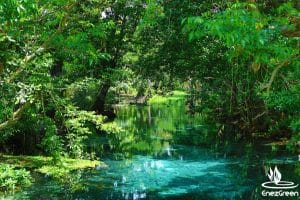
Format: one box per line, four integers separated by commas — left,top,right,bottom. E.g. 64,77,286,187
0,164,31,193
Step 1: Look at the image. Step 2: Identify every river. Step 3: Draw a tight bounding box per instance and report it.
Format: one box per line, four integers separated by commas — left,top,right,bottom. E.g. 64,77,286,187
14,98,299,199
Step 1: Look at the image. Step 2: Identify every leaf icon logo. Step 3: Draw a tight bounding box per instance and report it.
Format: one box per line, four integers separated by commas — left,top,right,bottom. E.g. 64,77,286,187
273,166,281,185
262,166,298,189
267,166,281,184
267,167,273,182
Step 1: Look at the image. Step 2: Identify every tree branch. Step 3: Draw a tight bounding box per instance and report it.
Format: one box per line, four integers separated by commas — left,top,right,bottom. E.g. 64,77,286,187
0,102,30,131
282,16,300,38
6,47,45,83
261,55,299,93
6,1,78,84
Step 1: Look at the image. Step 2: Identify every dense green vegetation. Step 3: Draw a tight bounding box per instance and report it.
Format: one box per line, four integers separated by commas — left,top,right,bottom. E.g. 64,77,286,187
0,163,31,193
0,0,299,195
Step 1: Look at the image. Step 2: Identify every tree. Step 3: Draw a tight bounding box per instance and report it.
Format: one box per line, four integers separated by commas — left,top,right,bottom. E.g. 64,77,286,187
183,1,299,141
0,0,121,159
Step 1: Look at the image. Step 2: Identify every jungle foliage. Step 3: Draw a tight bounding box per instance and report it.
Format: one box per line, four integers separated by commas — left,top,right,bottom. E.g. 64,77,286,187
182,1,299,148
0,0,299,193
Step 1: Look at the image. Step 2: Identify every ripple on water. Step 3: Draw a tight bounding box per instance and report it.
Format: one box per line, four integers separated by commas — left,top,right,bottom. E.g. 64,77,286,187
86,153,241,199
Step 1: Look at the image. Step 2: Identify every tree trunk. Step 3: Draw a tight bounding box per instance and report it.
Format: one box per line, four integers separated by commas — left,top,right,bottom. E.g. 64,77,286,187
93,82,111,114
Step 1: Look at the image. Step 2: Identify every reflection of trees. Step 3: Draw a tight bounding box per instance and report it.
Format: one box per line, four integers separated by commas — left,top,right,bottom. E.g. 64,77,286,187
108,99,299,198
106,100,215,156
16,170,87,199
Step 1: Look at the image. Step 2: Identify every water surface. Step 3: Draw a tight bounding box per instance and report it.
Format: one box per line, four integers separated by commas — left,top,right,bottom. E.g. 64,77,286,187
14,99,300,199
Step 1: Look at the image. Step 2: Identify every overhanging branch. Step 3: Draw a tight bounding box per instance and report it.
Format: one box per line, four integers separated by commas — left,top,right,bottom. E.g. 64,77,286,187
261,55,299,93
7,47,45,84
0,102,30,131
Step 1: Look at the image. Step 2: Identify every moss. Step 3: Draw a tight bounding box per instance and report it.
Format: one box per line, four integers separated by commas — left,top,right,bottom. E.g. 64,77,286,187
171,90,188,96
148,90,187,105
0,155,107,178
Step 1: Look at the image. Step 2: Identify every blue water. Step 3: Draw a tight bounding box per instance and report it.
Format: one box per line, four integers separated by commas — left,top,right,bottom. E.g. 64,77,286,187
12,101,300,200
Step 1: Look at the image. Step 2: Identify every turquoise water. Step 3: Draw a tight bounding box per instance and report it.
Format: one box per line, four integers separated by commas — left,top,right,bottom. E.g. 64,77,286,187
14,100,300,199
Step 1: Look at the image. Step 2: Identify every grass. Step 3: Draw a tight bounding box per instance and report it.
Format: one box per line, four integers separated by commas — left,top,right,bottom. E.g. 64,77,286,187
0,155,107,178
148,90,188,105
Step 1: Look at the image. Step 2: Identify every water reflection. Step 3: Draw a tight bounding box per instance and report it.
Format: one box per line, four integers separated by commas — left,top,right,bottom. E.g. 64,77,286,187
13,99,299,199
107,99,216,157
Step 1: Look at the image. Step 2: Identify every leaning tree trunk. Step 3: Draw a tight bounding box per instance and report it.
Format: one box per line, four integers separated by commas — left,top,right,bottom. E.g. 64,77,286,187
93,82,111,115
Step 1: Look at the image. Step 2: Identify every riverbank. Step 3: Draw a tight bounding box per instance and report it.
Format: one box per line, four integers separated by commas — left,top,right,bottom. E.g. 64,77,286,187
1,155,106,173
2,92,299,199
0,155,107,194
148,90,188,105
